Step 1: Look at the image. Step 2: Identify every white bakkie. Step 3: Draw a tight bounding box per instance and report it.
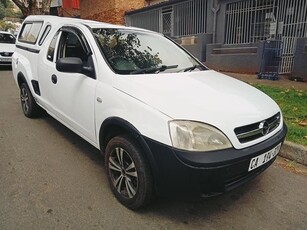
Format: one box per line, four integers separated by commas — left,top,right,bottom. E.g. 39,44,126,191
12,16,287,210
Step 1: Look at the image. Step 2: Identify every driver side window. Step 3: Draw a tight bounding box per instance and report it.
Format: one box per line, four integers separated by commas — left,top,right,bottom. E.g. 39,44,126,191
57,31,88,62
56,30,95,78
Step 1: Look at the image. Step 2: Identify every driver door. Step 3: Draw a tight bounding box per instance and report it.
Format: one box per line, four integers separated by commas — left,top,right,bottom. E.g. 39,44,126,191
47,27,97,143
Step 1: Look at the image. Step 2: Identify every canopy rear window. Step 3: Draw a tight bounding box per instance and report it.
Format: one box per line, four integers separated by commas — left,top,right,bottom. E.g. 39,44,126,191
19,22,43,44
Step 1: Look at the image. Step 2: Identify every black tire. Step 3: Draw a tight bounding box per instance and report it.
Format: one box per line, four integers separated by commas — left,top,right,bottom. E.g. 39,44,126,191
105,135,154,210
20,82,41,118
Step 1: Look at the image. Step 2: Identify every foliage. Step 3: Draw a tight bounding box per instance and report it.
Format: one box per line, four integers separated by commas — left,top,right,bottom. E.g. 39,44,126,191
0,1,5,19
0,0,22,19
1,0,10,7
0,19,16,31
253,84,307,146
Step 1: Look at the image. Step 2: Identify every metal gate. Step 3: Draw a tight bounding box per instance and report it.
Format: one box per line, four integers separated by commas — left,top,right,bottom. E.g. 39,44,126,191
126,0,208,37
225,0,307,74
276,0,307,73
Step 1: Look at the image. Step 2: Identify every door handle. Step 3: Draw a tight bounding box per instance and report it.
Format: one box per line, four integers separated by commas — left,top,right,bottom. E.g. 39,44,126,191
51,74,57,84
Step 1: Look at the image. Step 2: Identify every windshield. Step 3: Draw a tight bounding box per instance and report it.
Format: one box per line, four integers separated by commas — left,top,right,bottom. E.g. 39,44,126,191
0,33,16,44
92,28,207,75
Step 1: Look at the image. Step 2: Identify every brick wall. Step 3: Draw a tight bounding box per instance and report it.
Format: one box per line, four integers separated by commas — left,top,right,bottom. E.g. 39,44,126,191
63,8,80,18
80,0,146,24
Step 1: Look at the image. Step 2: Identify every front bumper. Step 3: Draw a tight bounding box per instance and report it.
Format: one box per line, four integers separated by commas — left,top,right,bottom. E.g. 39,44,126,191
144,123,287,198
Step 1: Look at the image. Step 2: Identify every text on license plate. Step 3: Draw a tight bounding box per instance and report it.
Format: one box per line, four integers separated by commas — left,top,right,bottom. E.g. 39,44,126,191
248,143,282,172
0,58,11,62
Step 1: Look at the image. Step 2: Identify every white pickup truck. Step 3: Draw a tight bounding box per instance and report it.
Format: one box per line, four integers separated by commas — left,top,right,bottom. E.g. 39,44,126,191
12,16,287,209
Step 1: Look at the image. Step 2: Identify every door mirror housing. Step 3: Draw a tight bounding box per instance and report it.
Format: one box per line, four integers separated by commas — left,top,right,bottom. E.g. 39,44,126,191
56,57,83,73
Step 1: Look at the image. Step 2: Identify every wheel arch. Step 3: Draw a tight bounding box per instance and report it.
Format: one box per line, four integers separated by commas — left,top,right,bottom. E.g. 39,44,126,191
17,72,28,88
99,117,159,190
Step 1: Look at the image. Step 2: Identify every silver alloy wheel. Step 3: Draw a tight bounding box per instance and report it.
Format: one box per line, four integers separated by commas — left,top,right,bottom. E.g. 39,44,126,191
108,147,138,199
21,87,30,114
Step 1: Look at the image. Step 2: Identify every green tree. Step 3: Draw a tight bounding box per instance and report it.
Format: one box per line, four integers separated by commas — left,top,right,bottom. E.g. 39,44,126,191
0,2,5,19
0,0,22,19
0,19,16,31
0,0,9,8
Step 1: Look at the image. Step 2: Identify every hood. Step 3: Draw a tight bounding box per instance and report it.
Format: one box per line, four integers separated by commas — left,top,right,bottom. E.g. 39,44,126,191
113,70,281,147
0,43,15,53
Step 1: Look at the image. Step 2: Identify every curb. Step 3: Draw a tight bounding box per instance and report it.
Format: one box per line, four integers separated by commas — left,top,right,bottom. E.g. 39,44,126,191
279,141,307,166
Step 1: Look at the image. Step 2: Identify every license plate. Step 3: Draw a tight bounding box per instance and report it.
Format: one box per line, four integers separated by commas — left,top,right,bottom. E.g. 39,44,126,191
248,143,282,172
0,58,11,62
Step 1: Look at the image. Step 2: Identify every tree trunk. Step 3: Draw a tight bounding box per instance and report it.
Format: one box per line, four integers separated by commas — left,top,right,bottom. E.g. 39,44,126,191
11,0,50,18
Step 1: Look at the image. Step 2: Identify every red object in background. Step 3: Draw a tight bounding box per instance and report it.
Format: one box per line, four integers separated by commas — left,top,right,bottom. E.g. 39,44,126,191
62,0,80,9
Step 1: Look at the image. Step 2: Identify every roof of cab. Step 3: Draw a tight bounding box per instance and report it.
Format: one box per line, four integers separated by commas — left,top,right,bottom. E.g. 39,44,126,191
25,15,116,27
24,15,154,33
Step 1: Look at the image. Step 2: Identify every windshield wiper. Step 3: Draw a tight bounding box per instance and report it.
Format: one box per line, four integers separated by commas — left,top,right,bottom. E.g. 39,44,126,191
179,64,204,72
130,65,178,74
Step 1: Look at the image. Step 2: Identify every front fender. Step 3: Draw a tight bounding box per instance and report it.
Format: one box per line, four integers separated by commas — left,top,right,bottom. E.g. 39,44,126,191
99,116,160,192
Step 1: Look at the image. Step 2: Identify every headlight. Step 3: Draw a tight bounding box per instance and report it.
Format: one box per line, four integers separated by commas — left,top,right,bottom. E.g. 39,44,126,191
169,120,232,152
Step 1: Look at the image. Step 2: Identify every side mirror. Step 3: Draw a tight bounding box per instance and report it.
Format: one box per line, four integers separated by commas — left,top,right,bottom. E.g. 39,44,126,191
56,57,83,73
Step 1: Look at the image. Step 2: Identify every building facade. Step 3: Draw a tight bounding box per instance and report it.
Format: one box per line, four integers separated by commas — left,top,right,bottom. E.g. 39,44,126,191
125,0,307,80
80,0,307,80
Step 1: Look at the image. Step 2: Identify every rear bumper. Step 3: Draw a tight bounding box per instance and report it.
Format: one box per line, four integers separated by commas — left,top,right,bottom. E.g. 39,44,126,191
144,123,287,198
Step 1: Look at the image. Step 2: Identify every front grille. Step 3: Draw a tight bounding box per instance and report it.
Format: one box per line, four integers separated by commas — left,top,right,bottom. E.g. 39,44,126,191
0,52,13,57
235,112,280,143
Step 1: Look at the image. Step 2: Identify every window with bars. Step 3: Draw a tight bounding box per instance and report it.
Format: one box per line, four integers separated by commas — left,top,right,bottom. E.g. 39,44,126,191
225,0,277,44
224,0,307,73
126,0,207,37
